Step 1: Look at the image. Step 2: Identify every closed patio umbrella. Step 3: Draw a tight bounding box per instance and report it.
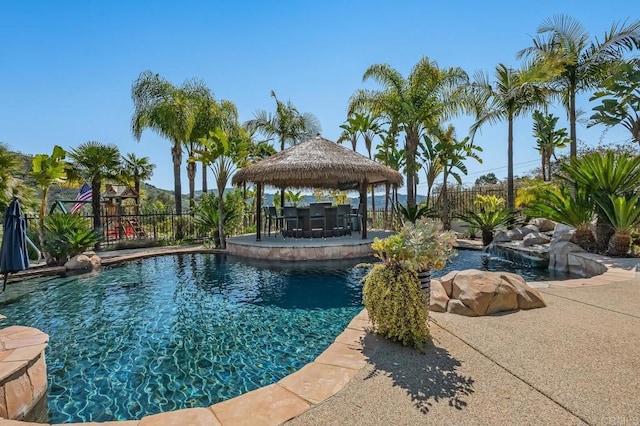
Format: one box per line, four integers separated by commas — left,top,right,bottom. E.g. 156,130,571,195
0,198,30,291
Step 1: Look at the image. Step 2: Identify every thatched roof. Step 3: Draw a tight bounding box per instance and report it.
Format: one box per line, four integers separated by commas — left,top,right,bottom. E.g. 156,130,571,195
232,135,403,189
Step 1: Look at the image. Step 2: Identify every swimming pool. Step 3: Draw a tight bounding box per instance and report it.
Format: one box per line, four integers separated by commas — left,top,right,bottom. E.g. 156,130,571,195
0,250,567,423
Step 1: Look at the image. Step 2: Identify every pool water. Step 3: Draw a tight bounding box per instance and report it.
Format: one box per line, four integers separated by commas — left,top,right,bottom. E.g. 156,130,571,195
0,250,566,423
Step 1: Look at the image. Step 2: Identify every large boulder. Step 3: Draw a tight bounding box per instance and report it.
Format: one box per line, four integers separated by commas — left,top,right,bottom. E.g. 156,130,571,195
521,224,539,236
548,240,586,272
493,230,511,243
523,231,551,247
429,279,449,313
552,224,575,242
65,254,102,273
429,269,545,316
506,228,523,241
530,218,557,232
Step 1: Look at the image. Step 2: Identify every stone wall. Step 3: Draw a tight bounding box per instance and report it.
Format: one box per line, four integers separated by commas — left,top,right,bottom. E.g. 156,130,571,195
0,326,49,421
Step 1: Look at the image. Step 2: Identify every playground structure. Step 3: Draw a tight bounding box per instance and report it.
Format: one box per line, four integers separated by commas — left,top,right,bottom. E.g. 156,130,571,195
51,184,146,241
101,185,146,240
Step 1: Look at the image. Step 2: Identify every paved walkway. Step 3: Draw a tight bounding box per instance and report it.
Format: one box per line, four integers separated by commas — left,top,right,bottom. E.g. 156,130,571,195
288,278,640,426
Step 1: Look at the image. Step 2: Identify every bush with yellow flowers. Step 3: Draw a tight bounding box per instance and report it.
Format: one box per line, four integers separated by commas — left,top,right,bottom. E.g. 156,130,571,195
364,218,456,350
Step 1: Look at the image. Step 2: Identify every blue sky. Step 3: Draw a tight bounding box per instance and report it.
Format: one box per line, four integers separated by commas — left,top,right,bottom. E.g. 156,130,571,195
0,1,635,194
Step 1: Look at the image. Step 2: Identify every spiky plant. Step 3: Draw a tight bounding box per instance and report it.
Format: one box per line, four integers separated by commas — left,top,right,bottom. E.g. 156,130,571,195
526,187,596,251
599,195,640,256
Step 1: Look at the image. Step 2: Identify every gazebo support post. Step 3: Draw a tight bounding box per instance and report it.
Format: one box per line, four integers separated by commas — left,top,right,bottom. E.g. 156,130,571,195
256,183,262,242
360,180,368,239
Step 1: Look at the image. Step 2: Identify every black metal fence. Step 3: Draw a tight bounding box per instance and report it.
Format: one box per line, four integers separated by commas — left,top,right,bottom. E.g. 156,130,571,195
12,188,507,249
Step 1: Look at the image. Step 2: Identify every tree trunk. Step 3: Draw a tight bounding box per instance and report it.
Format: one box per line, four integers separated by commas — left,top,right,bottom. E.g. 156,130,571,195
441,169,450,230
384,183,390,230
218,193,226,249
371,184,376,229
507,115,515,209
171,142,183,239
569,89,577,158
596,218,615,253
187,160,196,212
91,178,102,250
481,228,493,246
608,232,631,257
405,133,417,207
201,160,208,193
541,153,547,181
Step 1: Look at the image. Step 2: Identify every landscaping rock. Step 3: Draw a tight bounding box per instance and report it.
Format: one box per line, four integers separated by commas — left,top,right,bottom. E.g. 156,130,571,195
493,230,511,243
523,231,551,247
447,299,477,316
506,228,523,241
65,254,102,272
548,240,591,274
552,224,575,242
437,271,456,297
431,269,545,316
530,218,557,232
429,279,449,313
521,224,539,236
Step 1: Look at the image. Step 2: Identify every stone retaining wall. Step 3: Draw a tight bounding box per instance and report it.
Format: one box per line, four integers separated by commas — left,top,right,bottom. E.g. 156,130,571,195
226,241,373,260
0,326,49,422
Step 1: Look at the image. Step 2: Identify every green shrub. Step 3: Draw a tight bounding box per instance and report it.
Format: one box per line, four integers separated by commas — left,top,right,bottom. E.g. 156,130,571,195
43,213,102,265
363,263,429,350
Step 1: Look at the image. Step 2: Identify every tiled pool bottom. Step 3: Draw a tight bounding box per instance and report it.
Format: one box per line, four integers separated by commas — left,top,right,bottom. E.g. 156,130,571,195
0,254,366,423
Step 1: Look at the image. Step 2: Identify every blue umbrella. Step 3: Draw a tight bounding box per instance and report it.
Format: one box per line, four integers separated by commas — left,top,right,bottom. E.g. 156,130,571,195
0,198,30,291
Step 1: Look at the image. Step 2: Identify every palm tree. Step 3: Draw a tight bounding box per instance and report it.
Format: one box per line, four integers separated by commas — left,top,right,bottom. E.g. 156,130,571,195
532,111,569,181
190,97,239,194
29,145,68,250
131,71,202,216
375,125,405,228
68,142,122,232
197,127,250,249
121,153,155,209
470,64,548,208
428,125,482,229
589,59,640,144
337,113,360,151
419,134,444,208
0,143,28,212
245,90,321,207
518,15,640,157
349,57,468,207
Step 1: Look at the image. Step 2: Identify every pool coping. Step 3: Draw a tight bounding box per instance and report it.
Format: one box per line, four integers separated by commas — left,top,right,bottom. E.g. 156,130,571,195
2,245,638,425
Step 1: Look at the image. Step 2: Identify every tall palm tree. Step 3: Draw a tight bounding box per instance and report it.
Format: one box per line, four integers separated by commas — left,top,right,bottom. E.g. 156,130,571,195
68,142,122,232
428,125,482,229
131,70,202,215
245,90,321,207
518,15,640,157
375,125,405,228
349,57,468,207
198,127,250,249
532,111,569,181
121,153,155,208
470,64,548,208
29,145,68,250
337,113,360,151
190,97,239,194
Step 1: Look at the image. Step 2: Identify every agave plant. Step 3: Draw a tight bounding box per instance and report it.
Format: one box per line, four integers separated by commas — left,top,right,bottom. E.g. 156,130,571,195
43,213,102,266
526,187,596,251
599,195,640,257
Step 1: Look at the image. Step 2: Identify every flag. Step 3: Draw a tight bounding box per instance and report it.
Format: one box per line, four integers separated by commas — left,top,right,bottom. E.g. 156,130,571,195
70,183,92,214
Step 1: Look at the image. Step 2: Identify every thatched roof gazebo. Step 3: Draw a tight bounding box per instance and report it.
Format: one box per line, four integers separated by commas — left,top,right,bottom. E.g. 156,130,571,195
232,134,403,240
